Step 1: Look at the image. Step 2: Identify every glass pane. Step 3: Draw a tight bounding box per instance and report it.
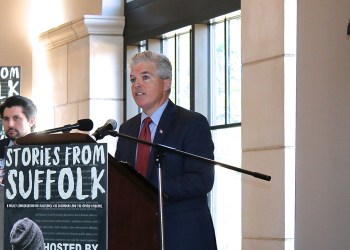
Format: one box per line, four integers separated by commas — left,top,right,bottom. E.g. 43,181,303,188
227,17,242,123
211,126,241,250
176,32,190,109
162,37,176,102
162,28,191,109
210,22,226,126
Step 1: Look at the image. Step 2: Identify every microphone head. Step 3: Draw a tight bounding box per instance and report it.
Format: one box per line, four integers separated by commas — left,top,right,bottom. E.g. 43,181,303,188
92,119,118,140
106,119,117,131
77,119,94,132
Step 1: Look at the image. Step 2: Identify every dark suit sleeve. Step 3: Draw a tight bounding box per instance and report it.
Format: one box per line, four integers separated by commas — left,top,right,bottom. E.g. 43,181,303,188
150,111,215,202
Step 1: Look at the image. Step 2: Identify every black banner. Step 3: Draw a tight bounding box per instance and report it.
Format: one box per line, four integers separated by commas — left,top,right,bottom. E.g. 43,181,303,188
3,143,108,250
0,66,21,140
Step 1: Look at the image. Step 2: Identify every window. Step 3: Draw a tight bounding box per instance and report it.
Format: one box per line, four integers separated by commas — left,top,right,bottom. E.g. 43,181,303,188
162,26,191,110
210,12,241,127
209,11,242,250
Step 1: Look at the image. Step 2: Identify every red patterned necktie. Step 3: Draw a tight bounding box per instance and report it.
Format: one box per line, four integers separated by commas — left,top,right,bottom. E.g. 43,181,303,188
135,117,152,176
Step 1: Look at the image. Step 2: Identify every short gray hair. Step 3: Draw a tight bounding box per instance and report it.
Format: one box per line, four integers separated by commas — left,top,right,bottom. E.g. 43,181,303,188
128,51,172,80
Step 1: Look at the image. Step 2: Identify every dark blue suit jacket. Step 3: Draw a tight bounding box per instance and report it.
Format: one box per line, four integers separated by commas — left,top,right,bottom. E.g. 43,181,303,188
115,100,217,250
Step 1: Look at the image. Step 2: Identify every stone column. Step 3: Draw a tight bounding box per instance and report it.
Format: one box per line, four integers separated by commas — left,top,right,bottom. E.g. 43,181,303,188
34,15,125,154
241,0,296,249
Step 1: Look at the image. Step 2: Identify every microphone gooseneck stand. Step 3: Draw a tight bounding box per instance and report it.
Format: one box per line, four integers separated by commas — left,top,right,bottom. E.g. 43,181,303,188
154,149,166,250
34,119,94,134
108,130,272,250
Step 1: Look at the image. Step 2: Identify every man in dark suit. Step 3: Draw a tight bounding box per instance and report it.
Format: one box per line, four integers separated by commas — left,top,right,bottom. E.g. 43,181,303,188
0,95,37,184
115,51,217,250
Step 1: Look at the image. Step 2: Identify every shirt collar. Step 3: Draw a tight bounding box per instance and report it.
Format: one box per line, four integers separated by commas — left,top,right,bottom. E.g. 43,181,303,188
141,99,169,126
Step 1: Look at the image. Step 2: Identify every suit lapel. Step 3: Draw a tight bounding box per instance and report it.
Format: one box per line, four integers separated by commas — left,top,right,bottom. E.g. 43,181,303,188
153,100,176,144
127,114,142,167
130,114,142,138
147,101,176,175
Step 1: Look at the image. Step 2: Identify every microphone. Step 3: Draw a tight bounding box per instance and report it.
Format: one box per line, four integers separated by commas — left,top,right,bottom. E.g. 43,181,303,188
35,119,94,134
92,119,117,140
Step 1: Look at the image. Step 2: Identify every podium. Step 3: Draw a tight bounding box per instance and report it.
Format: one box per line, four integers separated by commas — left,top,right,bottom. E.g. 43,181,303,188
16,133,159,250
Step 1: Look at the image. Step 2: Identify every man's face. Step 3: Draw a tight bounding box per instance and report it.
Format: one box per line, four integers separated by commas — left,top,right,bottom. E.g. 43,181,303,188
2,106,35,140
130,61,171,115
